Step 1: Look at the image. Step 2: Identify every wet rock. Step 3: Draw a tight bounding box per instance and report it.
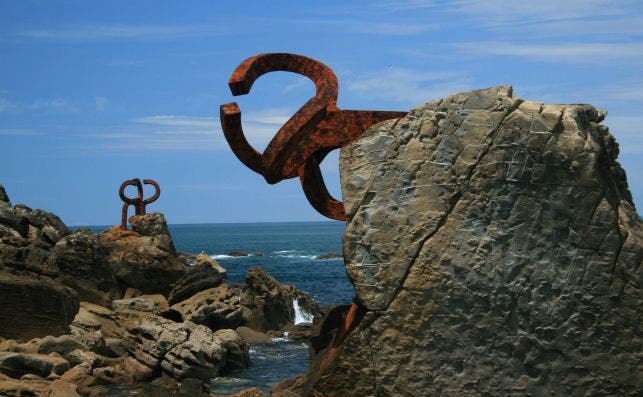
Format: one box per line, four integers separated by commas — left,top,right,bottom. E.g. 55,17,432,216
240,267,320,332
235,326,272,344
0,352,69,379
213,329,250,371
44,230,120,306
314,252,342,260
99,223,186,295
228,251,249,257
0,273,79,340
170,284,244,331
212,387,265,397
307,87,643,396
168,254,227,306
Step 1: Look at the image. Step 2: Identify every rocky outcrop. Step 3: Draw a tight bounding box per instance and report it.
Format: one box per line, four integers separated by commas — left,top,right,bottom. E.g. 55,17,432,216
99,214,186,295
240,267,320,332
168,254,227,306
0,273,79,340
304,86,642,396
171,284,245,331
44,230,120,306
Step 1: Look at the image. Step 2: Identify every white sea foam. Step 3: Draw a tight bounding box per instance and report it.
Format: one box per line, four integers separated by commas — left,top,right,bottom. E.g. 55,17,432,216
210,254,235,259
273,250,295,254
281,254,317,259
293,299,314,324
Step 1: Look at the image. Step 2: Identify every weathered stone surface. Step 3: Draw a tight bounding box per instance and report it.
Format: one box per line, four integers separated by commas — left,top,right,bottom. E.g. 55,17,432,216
241,267,320,332
171,284,244,331
235,326,272,344
36,335,87,361
129,212,176,254
44,230,120,306
0,273,79,340
213,329,250,371
99,223,186,295
0,351,69,379
112,294,170,316
272,374,306,397
168,254,227,305
309,87,642,396
0,185,10,206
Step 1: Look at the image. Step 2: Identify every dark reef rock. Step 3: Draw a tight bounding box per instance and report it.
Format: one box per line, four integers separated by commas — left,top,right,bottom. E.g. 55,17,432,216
0,273,79,340
314,252,342,260
303,86,643,396
240,267,320,332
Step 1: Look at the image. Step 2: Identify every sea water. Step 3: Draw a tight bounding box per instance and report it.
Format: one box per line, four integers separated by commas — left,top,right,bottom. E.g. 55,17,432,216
87,221,353,394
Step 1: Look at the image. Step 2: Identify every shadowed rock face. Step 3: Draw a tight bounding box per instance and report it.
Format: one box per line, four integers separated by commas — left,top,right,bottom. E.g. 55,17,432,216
309,87,642,396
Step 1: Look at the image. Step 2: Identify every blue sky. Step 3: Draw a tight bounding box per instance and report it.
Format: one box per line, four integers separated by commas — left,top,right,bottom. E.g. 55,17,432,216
1,0,641,225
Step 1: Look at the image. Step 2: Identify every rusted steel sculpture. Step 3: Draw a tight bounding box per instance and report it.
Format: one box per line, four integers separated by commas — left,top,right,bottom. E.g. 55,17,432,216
119,178,160,230
220,53,407,221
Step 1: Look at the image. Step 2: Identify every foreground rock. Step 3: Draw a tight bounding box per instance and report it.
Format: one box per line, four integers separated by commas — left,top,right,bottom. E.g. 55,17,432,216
99,214,186,295
0,273,79,340
303,86,643,396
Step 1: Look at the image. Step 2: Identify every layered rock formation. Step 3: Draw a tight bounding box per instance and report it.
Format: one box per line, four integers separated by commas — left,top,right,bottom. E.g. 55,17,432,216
305,87,642,396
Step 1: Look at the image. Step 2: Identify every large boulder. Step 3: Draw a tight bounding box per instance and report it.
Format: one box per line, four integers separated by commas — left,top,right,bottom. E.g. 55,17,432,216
44,229,120,306
240,267,320,332
0,273,79,340
170,284,244,331
306,87,642,396
168,254,227,306
99,214,186,295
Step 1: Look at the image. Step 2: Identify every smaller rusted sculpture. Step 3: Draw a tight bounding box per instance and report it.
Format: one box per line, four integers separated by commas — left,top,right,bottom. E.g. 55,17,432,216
119,178,160,230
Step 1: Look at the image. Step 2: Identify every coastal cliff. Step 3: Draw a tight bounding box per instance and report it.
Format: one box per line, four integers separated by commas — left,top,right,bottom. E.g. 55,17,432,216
305,86,642,396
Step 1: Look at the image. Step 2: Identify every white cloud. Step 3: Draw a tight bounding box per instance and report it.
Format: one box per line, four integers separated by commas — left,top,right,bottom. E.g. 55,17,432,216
0,96,76,113
347,68,472,105
453,42,643,63
15,24,224,41
297,19,438,35
134,115,219,129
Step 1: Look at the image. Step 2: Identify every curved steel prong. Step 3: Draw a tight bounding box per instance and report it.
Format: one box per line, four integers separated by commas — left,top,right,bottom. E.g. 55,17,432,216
221,53,339,184
119,178,143,205
220,102,266,176
142,179,161,205
298,150,346,221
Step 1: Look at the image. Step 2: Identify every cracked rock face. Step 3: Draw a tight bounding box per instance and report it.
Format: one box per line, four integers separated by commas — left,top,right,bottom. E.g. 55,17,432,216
314,86,642,396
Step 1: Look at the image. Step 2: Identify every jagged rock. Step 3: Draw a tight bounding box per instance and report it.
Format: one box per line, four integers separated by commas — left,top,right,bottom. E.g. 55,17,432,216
306,87,643,396
213,329,250,371
0,273,79,340
240,267,320,332
44,230,120,306
0,351,69,379
168,254,227,305
129,212,176,254
228,251,249,257
99,220,186,295
0,185,10,206
112,294,170,316
170,284,244,331
123,314,249,382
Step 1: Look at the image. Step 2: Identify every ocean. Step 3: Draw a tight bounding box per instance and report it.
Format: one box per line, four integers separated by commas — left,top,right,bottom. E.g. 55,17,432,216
87,221,352,394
